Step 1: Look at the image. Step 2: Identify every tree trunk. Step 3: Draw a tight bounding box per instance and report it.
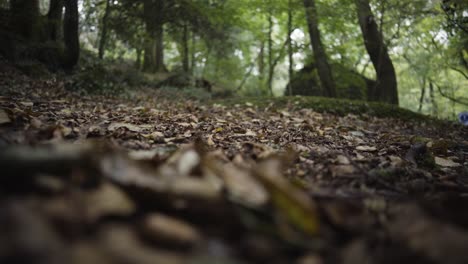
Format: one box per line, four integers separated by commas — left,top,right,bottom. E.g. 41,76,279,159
267,4,274,96
418,78,426,112
143,0,165,73
190,31,196,74
182,22,189,73
258,40,265,89
154,20,165,72
10,0,40,41
143,0,156,72
355,0,398,105
303,0,336,98
135,48,142,70
429,82,437,116
47,0,63,42
98,0,111,59
287,0,294,96
63,0,79,71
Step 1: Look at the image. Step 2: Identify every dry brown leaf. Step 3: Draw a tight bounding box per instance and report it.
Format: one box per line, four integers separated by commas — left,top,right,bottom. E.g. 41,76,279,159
435,157,461,168
356,146,377,152
0,109,11,125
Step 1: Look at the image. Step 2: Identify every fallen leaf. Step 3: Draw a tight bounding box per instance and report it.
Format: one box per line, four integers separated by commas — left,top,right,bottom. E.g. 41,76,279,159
206,135,215,146
108,122,144,132
435,157,461,168
140,213,202,248
356,146,377,152
0,109,11,125
336,155,351,165
254,158,320,236
85,183,136,222
20,101,34,107
330,165,357,177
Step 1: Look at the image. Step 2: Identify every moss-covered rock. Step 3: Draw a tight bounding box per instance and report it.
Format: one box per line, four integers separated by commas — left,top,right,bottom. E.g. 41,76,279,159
217,96,444,124
156,73,212,92
287,62,375,100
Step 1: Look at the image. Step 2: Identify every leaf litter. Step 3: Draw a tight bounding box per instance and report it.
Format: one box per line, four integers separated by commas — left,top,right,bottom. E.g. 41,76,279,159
0,70,468,263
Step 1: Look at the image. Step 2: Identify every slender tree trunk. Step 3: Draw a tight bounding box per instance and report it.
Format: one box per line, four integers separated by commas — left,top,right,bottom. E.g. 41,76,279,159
47,0,63,42
267,4,274,96
287,0,294,96
190,31,196,74
418,78,426,112
98,0,111,59
355,0,398,105
182,22,189,73
258,40,265,89
429,82,437,116
237,60,256,91
135,48,142,70
63,0,79,71
303,0,336,97
154,21,165,72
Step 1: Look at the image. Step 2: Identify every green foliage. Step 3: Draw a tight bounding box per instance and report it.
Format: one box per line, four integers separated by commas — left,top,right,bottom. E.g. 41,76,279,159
75,0,468,119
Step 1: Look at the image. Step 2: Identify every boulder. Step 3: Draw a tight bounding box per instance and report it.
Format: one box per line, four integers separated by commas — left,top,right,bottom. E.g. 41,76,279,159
156,73,212,92
286,62,376,100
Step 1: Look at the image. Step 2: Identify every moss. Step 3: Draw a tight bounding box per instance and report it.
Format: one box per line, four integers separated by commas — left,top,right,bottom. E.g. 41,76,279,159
215,96,445,124
332,63,367,100
287,62,373,100
410,136,431,145
429,139,455,156
418,150,436,169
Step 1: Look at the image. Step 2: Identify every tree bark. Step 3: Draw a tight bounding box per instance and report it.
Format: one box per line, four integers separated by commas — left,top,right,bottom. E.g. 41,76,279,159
267,4,274,95
182,22,189,73
98,0,111,59
303,0,336,97
429,82,437,116
63,0,79,71
258,40,265,89
190,31,196,74
143,0,166,73
47,0,63,42
418,78,426,112
355,0,398,105
10,0,40,41
154,20,165,72
135,48,142,70
143,0,155,72
287,0,294,96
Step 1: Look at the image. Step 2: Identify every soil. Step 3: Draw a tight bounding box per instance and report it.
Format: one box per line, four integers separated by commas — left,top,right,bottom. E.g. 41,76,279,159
1,61,468,264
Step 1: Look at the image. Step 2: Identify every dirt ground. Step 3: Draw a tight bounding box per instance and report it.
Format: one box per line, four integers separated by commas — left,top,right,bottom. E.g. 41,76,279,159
1,62,468,264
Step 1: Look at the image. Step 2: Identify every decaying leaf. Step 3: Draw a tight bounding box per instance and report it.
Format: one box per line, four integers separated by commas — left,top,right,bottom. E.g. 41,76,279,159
140,213,202,248
108,122,151,132
435,157,461,168
204,158,268,208
355,146,377,152
254,159,320,236
84,183,136,222
0,109,11,125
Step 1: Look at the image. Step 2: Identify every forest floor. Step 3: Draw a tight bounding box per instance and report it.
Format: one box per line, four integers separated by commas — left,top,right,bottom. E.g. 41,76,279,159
1,60,468,264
